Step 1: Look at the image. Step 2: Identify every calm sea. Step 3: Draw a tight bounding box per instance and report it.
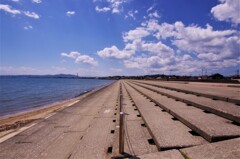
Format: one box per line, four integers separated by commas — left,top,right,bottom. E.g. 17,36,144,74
0,77,114,117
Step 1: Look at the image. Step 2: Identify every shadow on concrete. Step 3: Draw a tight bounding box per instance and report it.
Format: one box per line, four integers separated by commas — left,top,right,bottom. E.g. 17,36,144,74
112,152,140,159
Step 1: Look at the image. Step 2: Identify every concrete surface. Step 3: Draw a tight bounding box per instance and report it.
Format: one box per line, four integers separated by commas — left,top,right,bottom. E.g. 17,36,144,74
134,80,240,104
124,82,206,150
128,82,240,142
138,149,185,159
132,81,240,123
1,80,239,159
181,137,240,159
111,83,158,157
0,81,120,159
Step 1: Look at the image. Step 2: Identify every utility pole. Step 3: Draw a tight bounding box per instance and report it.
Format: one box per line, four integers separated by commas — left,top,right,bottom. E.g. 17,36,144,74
236,69,239,77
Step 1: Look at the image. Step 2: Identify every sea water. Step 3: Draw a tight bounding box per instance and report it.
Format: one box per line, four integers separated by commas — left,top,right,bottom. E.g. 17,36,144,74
0,76,114,117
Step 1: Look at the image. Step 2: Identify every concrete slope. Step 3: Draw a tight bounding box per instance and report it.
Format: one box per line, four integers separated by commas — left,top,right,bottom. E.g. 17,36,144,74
128,82,240,142
124,82,206,150
138,149,185,159
181,137,240,159
120,83,158,156
70,82,120,159
132,81,240,123
134,80,240,104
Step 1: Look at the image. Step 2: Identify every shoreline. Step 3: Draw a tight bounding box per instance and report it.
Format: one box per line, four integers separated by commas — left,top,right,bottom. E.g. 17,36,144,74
0,82,114,138
0,88,92,120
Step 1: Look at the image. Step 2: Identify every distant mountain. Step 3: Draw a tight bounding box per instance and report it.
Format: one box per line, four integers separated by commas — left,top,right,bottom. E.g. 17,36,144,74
0,74,98,79
50,74,78,78
0,74,77,78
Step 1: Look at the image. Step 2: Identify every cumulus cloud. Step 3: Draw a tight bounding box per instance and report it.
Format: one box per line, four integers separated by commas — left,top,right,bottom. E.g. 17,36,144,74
143,19,239,61
148,11,160,19
0,4,21,15
0,4,41,19
123,27,150,42
75,55,98,66
141,41,174,56
125,10,138,19
32,0,42,4
61,52,80,58
127,20,239,74
211,0,240,25
124,56,176,69
24,25,33,30
109,0,125,13
172,23,238,60
147,5,155,13
105,18,239,75
94,1,239,75
61,51,98,66
66,11,75,16
124,55,239,75
97,45,134,59
94,0,127,14
95,6,111,12
24,11,40,19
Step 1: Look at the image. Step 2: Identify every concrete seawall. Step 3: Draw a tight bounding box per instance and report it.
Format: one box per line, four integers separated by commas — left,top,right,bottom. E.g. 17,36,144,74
0,80,239,159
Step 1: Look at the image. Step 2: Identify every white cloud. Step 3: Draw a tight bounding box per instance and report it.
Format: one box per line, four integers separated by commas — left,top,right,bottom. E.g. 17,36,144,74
123,27,150,42
95,3,239,76
124,56,176,69
61,51,80,58
97,45,134,59
75,55,98,66
32,0,42,4
147,5,154,13
182,54,192,61
171,23,239,60
109,0,125,14
125,10,138,19
66,11,75,16
141,41,174,56
124,54,240,75
0,4,21,15
211,0,240,25
95,6,111,12
12,0,20,2
124,39,142,52
24,11,40,19
143,19,239,62
0,4,41,19
121,19,239,75
61,51,98,66
148,11,160,19
24,25,33,30
94,0,127,14
124,18,239,75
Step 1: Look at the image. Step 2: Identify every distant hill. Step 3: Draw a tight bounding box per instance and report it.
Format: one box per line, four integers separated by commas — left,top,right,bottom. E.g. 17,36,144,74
0,74,97,79
49,74,78,78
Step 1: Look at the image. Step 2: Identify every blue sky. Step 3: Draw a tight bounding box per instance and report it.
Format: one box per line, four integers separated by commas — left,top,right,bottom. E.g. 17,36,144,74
0,0,239,76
